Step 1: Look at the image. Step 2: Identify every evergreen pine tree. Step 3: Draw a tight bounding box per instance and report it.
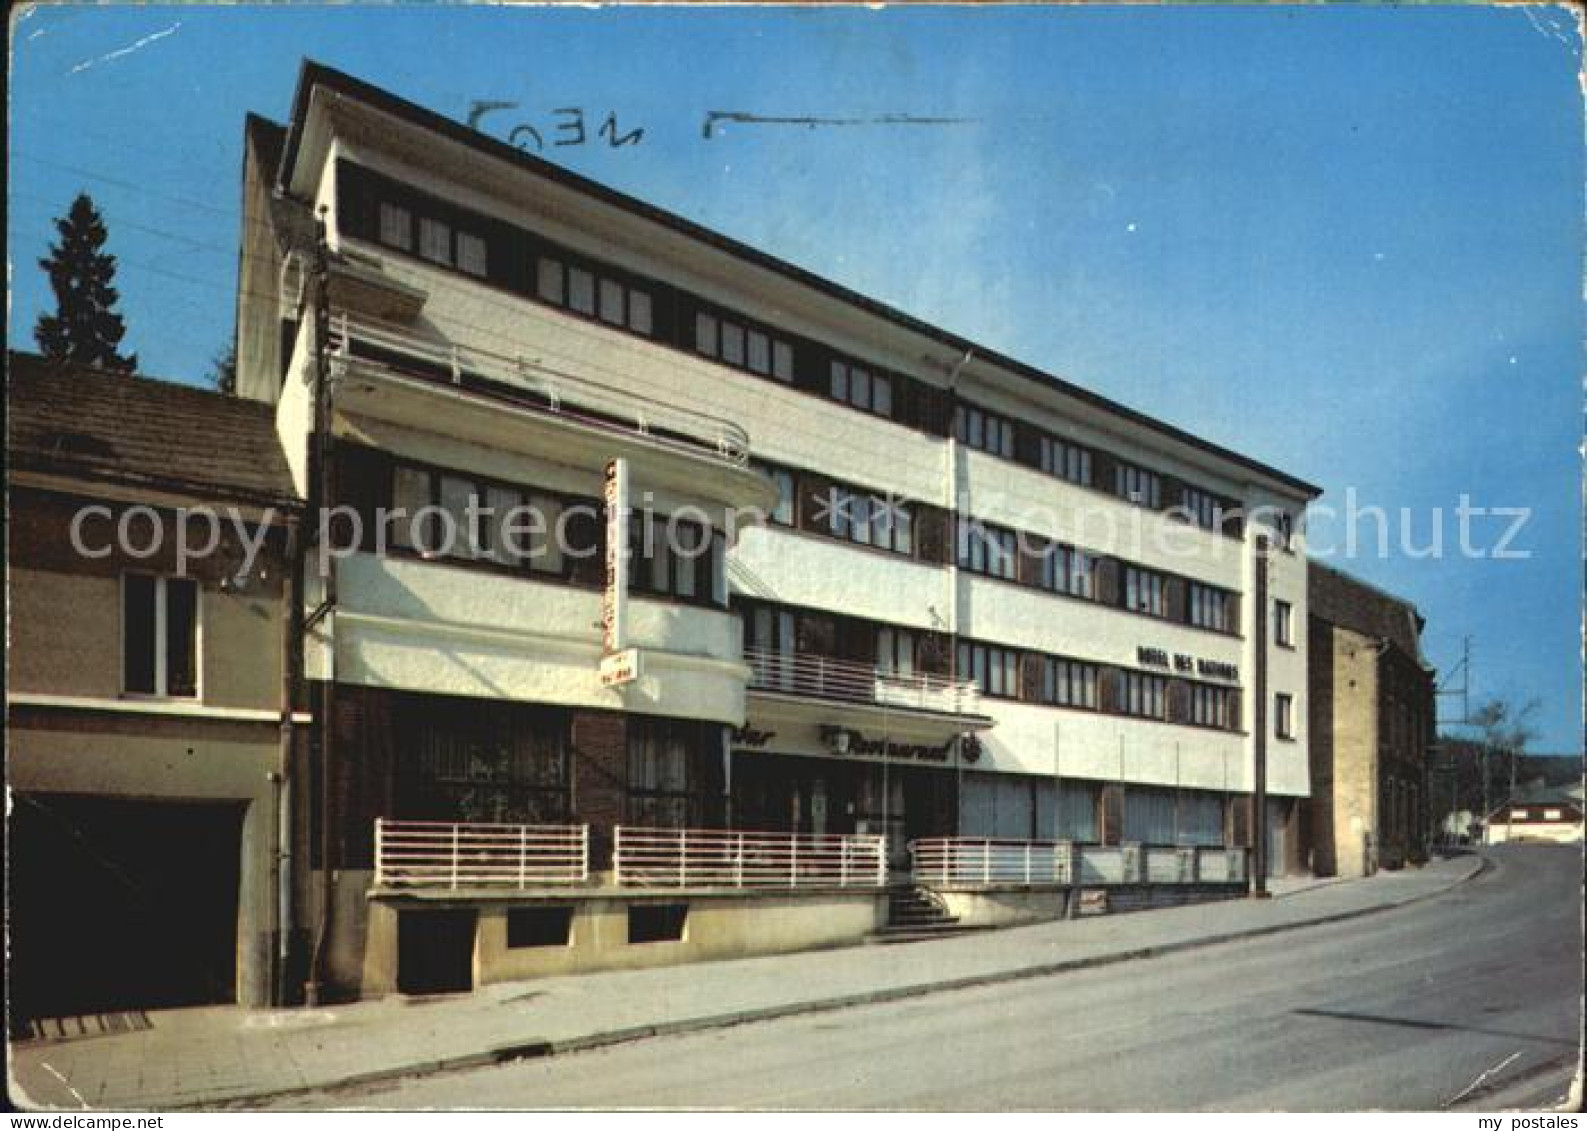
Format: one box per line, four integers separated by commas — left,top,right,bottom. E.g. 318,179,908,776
34,193,138,372
208,340,238,395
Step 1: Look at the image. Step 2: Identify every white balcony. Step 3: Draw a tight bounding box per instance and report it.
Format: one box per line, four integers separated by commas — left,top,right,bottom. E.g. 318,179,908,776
319,315,774,520
744,647,981,718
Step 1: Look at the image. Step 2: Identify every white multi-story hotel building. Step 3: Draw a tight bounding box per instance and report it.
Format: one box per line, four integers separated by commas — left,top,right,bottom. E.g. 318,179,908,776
237,64,1317,997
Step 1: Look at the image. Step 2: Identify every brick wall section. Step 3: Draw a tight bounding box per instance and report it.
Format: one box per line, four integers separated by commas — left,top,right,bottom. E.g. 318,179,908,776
571,710,628,870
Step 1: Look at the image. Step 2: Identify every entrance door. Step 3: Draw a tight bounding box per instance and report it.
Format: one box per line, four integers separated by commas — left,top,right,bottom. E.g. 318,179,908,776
9,794,243,1025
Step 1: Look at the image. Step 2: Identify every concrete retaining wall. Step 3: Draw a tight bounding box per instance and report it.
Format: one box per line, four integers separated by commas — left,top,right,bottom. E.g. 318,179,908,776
360,887,888,995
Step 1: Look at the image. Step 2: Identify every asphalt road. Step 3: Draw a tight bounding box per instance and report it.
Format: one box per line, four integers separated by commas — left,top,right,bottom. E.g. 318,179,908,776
280,844,1583,1111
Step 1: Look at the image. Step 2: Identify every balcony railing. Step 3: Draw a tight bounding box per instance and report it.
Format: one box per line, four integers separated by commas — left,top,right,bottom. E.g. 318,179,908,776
910,838,1248,888
744,647,981,716
374,818,589,889
614,826,887,889
328,313,751,466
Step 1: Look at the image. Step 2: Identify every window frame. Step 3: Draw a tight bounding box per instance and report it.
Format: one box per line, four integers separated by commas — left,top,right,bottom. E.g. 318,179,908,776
121,572,202,700
954,403,1016,460
1039,434,1094,488
1123,564,1169,618
1275,692,1296,739
694,304,794,383
1114,461,1163,509
1274,599,1294,647
1188,581,1235,634
384,457,591,582
956,640,1021,699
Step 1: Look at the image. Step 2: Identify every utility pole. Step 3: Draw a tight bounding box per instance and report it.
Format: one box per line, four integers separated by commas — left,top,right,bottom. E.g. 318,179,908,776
304,208,338,1008
1434,635,1473,841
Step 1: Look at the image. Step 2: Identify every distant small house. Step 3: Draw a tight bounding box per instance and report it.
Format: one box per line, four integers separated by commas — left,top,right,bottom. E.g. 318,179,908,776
1483,786,1583,845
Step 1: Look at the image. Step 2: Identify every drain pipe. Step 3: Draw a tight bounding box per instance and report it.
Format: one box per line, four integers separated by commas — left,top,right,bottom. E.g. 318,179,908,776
274,512,303,1006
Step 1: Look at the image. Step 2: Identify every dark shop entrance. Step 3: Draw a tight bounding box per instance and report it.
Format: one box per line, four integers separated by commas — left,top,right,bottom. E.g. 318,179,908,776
9,794,244,1027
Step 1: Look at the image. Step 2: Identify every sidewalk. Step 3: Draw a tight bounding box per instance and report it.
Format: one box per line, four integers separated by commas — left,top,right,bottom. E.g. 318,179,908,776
8,852,1487,1111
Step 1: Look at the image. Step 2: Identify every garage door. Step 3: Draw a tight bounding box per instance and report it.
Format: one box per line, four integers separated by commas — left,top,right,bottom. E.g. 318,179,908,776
9,795,244,1025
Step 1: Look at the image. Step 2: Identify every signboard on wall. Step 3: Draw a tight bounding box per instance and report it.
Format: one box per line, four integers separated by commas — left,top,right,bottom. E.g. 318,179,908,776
1137,646,1239,683
599,648,643,688
602,457,629,654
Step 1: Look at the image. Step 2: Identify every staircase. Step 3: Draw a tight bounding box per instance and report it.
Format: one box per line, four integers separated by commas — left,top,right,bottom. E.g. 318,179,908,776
868,885,983,944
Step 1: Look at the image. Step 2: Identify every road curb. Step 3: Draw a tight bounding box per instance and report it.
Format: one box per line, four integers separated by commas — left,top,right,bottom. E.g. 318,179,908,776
194,856,1489,1110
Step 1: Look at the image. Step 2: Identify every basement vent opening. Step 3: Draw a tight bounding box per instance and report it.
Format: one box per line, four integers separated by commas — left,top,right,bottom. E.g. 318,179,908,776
627,903,687,944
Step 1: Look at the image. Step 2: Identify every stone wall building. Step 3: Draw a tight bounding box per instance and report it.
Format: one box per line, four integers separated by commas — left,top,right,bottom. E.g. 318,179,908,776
1305,561,1435,876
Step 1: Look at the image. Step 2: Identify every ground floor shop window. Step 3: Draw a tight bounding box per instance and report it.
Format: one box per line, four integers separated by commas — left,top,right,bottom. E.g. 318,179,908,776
629,719,711,828
400,698,571,824
1122,786,1225,846
959,774,1101,842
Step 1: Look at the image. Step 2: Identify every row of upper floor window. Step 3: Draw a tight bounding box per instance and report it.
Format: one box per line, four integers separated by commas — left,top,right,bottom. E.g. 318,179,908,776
757,460,1244,637
333,437,1254,639
111,564,1288,739
738,597,1244,732
334,442,729,609
336,159,1289,545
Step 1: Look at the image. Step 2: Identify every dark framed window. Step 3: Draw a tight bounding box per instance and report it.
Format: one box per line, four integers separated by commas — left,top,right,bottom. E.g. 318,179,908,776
830,359,894,418
694,308,793,382
379,202,413,251
629,719,708,828
1190,683,1238,730
1189,582,1234,633
1273,511,1295,550
367,190,487,278
1274,599,1294,647
958,520,1017,580
1123,565,1168,618
122,574,198,698
877,627,916,678
1041,657,1098,709
536,253,653,336
768,467,795,526
957,641,1020,699
1276,692,1295,739
1039,435,1093,487
630,512,724,606
1179,485,1223,531
826,487,913,555
1121,671,1168,720
1114,461,1162,508
388,461,574,577
954,404,1015,459
1040,544,1095,599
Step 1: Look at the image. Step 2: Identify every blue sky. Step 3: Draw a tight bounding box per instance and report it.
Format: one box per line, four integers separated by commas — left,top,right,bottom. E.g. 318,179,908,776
9,5,1583,752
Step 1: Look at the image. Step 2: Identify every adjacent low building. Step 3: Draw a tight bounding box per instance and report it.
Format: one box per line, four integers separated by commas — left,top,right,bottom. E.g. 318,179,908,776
6,352,301,1021
1305,561,1435,876
1483,786,1583,845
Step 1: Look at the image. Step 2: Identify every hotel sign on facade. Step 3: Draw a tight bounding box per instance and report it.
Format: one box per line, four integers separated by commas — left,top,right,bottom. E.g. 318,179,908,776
1137,645,1240,684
